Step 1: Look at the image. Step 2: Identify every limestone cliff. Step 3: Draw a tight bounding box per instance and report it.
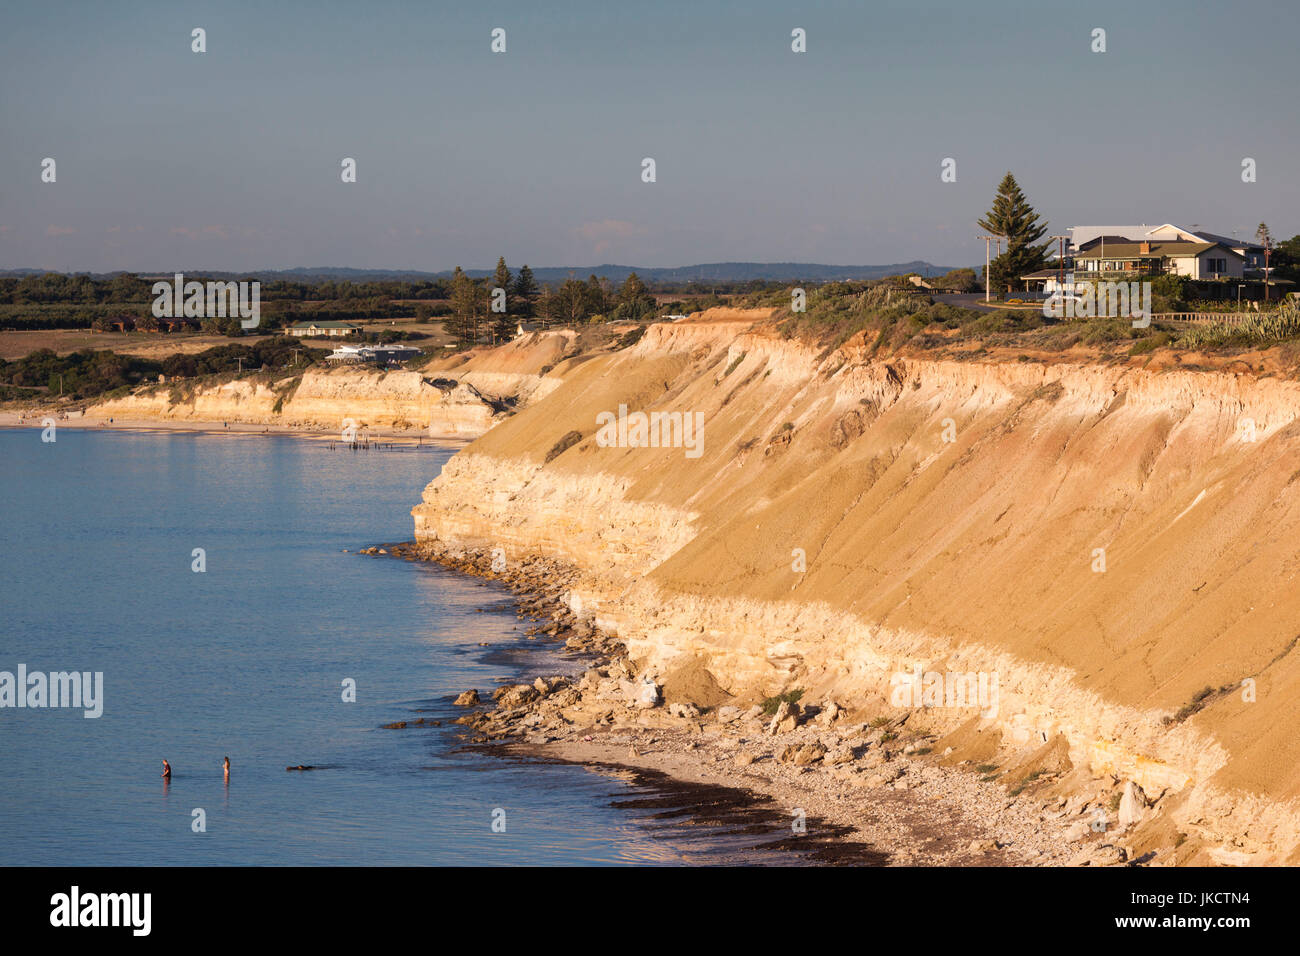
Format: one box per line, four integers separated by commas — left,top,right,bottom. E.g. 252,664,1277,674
87,330,575,438
413,308,1300,865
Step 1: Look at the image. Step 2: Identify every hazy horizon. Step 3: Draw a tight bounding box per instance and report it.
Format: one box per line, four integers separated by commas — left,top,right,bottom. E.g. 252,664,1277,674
3,0,1297,274
0,259,962,278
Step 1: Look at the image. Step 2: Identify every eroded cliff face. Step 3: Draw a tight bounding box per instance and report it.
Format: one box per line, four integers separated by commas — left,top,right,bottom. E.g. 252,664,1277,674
87,331,575,437
413,309,1300,864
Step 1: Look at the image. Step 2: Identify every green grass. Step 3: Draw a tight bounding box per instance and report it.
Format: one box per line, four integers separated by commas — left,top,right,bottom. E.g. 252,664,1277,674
1008,769,1046,797
759,688,804,716
1177,299,1300,350
1128,331,1174,356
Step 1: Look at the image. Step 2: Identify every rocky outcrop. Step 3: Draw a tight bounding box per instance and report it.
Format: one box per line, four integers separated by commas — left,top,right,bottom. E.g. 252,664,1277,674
414,308,1300,864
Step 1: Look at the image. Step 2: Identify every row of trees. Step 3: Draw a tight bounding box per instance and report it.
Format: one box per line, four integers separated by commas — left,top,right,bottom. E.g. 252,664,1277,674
443,258,659,346
0,273,457,306
0,338,328,400
0,270,777,310
541,269,657,325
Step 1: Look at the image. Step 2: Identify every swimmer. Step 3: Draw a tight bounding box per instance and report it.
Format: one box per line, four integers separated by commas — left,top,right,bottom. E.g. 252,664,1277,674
222,756,230,779
161,759,171,778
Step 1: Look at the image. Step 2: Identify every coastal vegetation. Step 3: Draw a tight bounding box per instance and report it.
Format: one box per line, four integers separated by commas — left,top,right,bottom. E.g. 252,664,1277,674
7,235,1300,407
0,336,325,400
0,273,454,332
735,273,1300,367
760,688,804,716
0,265,744,340
744,280,1001,349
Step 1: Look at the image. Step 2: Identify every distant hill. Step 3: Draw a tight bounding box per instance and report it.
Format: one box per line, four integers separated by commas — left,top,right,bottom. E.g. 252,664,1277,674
0,262,959,284
516,262,958,283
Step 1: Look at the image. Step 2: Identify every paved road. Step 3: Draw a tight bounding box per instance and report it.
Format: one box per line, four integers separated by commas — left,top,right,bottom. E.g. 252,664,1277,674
931,293,1008,314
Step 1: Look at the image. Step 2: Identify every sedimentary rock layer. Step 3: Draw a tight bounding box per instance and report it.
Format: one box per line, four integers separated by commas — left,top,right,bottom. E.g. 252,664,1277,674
86,331,574,437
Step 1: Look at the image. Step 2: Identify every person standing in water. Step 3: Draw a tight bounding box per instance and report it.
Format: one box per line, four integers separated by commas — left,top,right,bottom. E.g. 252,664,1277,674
161,759,171,779
222,756,230,781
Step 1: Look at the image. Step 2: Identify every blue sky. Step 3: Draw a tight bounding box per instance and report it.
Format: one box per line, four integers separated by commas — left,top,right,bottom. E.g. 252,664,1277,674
2,0,1296,273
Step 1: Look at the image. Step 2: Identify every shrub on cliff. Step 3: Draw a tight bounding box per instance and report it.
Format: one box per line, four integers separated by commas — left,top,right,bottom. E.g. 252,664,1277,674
161,337,324,378
544,429,584,463
761,688,804,715
616,325,648,349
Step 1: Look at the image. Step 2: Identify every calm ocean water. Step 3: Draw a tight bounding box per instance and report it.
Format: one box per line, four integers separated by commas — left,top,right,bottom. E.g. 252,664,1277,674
0,426,762,866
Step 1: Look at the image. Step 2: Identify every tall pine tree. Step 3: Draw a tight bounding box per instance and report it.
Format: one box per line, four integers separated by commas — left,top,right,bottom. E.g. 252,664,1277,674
585,274,608,317
977,173,1050,294
511,265,539,318
614,271,656,320
492,257,512,300
490,257,515,343
449,266,487,346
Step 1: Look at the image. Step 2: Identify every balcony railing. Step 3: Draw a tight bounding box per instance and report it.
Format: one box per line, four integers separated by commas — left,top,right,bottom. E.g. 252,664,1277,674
1074,265,1163,277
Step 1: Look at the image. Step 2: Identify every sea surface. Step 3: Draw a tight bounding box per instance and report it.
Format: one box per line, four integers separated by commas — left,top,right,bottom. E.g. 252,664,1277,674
0,427,833,866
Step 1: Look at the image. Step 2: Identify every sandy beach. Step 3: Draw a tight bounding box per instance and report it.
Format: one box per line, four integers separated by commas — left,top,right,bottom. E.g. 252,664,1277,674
0,408,469,444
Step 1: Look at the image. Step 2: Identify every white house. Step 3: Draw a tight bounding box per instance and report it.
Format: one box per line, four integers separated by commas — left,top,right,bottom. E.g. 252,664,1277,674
1072,238,1245,280
289,320,359,338
1141,224,1266,270
326,343,422,365
1022,222,1286,301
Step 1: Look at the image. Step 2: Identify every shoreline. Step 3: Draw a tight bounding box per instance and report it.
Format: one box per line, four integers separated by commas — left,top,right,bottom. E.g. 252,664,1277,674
398,541,1123,867
0,410,473,444
379,540,886,863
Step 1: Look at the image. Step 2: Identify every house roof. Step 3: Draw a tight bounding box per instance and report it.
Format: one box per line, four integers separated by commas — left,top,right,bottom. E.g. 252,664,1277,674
1190,230,1264,251
1070,225,1155,248
1074,241,1243,260
1076,235,1138,250
1144,224,1264,251
291,320,359,329
1070,224,1265,252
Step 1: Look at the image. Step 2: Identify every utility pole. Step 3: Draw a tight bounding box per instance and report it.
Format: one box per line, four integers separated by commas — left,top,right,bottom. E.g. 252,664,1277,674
1263,235,1272,303
1047,235,1071,297
976,234,1006,302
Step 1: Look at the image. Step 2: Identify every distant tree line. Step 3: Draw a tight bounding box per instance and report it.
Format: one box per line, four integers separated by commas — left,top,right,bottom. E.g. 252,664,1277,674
0,274,454,306
439,258,662,347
